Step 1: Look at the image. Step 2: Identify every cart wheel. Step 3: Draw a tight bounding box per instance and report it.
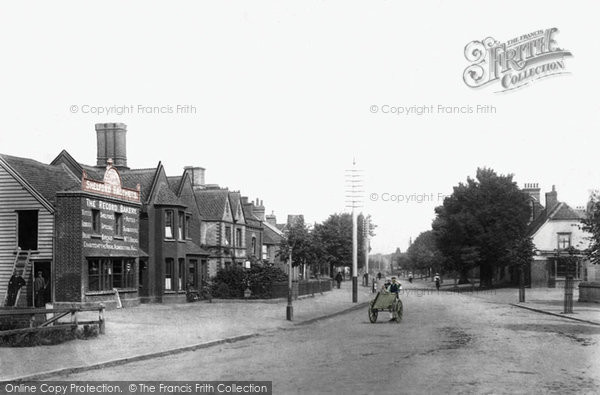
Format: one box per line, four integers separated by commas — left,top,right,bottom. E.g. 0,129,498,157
395,299,403,322
368,301,378,323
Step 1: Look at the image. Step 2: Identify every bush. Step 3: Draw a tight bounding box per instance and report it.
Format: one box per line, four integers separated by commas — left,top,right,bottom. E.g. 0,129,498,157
212,265,288,299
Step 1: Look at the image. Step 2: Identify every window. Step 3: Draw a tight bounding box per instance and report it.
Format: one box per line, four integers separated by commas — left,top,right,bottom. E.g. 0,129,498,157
185,214,191,239
92,209,100,233
178,258,185,290
114,213,123,237
165,210,174,239
165,258,174,290
252,236,257,256
112,259,135,288
236,228,242,247
262,245,268,260
88,258,112,291
178,212,185,240
17,210,38,250
224,226,232,246
557,233,571,250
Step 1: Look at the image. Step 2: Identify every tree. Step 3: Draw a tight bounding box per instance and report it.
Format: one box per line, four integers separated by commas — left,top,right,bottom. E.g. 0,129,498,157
312,213,352,275
432,168,532,287
278,216,315,269
581,192,600,264
406,231,443,276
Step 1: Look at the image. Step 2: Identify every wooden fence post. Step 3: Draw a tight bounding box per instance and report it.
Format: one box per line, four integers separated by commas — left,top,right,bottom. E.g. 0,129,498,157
99,304,105,334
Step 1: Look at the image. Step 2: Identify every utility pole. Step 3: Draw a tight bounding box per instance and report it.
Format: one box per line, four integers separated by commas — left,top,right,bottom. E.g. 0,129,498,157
364,215,370,286
345,159,363,303
287,248,293,320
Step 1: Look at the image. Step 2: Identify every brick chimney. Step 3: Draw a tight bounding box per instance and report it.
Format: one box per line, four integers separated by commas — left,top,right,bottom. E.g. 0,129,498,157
96,123,128,168
545,185,558,212
184,166,205,189
253,198,265,221
522,183,541,202
266,211,277,226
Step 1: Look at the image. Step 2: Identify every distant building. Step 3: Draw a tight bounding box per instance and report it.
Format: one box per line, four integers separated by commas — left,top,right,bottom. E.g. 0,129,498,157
522,184,590,288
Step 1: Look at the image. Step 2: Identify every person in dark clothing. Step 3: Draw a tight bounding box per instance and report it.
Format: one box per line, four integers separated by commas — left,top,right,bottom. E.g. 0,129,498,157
34,271,47,307
335,272,343,289
377,272,382,280
6,271,26,307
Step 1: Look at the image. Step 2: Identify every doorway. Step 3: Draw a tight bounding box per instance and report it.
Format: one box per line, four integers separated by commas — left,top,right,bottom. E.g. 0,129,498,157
32,261,51,306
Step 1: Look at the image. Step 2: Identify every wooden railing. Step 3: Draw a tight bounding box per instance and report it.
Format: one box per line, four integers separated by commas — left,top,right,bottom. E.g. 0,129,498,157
0,305,105,336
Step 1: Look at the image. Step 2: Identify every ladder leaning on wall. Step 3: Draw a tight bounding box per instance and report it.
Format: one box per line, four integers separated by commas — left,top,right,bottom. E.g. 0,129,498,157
3,247,33,307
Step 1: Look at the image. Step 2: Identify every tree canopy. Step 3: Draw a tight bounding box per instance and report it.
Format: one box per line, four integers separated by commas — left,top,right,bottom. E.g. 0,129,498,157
432,168,532,286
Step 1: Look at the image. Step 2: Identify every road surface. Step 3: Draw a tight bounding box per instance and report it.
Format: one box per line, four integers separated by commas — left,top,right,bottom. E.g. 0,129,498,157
51,289,600,394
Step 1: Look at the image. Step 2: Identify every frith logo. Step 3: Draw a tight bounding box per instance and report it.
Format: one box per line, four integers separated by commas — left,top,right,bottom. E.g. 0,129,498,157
463,28,572,92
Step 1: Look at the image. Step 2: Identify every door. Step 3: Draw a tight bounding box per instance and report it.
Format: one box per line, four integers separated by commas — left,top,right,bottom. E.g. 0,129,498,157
32,261,51,307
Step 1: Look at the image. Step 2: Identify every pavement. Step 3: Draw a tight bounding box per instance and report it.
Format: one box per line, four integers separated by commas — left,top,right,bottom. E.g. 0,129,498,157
405,277,600,326
1,280,373,382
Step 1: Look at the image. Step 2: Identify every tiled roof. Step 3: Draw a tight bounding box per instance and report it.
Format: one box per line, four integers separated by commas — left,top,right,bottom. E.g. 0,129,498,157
185,241,210,256
528,202,586,236
550,202,585,220
263,222,284,245
154,183,185,206
119,168,159,203
0,153,80,204
228,192,244,222
194,189,229,220
167,176,182,194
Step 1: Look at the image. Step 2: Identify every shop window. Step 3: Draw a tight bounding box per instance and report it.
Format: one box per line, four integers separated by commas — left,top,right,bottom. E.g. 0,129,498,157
17,210,38,250
112,259,135,288
178,212,184,240
165,258,174,290
165,210,174,239
114,213,123,237
236,228,242,247
185,214,191,239
178,258,185,290
224,226,232,246
88,258,112,291
557,233,571,250
92,209,100,233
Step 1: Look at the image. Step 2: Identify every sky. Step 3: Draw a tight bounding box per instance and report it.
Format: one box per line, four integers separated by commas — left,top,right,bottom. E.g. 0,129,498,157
1,1,599,254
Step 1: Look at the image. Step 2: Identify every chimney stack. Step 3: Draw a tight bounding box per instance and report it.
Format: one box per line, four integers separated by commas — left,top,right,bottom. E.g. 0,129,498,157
184,166,206,189
266,211,277,226
545,185,558,212
96,123,128,168
522,182,541,202
253,198,265,221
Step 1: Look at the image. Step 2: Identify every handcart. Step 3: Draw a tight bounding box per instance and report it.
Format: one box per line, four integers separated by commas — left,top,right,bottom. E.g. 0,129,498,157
368,291,403,323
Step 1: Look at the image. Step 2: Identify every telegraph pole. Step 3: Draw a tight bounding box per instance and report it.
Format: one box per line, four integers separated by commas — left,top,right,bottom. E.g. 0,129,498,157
364,215,370,286
345,159,363,303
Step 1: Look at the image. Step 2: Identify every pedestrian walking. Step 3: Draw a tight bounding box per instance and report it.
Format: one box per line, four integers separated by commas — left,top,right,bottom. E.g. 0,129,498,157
434,273,441,291
6,270,26,307
335,272,343,289
34,271,47,307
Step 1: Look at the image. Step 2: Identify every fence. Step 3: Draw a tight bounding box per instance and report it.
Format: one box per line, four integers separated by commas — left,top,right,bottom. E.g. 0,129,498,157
0,305,105,337
249,279,333,299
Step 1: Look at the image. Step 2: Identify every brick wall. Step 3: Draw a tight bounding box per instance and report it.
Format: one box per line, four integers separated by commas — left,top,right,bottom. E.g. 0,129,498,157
55,193,83,302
